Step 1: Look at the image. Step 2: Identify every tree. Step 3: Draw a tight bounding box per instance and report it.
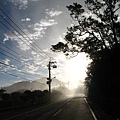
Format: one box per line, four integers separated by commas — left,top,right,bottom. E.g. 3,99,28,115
52,1,120,59
0,88,6,95
0,88,6,100
11,92,21,100
32,90,43,105
24,90,33,102
20,90,32,106
1,93,10,101
32,90,43,98
51,0,120,118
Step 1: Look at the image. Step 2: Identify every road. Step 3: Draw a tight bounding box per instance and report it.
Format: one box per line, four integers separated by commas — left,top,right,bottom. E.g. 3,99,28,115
0,97,96,120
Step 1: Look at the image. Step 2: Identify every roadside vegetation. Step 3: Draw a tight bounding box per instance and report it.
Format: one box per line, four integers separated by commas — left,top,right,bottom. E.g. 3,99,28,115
51,0,120,119
0,88,66,109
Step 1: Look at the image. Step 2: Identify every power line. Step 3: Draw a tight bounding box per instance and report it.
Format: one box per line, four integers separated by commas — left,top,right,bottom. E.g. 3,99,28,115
0,4,53,84
0,44,39,70
0,27,29,61
0,35,49,77
0,43,48,78
0,34,49,73
0,21,49,73
0,70,31,81
0,47,24,61
0,47,43,71
0,4,50,58
0,51,22,63
0,42,28,60
0,46,34,67
0,3,23,29
0,15,46,59
0,20,47,60
0,61,33,76
0,8,50,59
0,68,46,85
0,49,49,81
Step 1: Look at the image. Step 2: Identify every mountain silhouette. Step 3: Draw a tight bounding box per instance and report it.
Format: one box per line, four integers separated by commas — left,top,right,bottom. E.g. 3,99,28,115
3,77,62,93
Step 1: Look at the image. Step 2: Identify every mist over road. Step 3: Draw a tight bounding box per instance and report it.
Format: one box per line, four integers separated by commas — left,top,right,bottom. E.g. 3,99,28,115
0,97,96,120
44,97,95,120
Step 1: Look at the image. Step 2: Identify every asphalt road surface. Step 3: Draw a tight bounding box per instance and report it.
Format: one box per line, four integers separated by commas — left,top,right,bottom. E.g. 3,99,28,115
0,97,96,120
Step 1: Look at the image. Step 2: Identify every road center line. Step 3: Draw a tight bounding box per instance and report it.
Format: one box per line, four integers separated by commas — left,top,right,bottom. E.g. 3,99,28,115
53,109,62,116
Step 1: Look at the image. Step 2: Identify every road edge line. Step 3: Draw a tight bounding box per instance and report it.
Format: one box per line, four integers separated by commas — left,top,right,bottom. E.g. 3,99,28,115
53,109,62,116
84,98,97,120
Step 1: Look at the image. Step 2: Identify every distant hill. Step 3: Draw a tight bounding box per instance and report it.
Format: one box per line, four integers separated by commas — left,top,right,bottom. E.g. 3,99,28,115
3,77,62,93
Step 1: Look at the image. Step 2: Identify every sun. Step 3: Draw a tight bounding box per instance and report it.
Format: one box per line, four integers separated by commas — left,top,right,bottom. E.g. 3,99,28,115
65,53,91,88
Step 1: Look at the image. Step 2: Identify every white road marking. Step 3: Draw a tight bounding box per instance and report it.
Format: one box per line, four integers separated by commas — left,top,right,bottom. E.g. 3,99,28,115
67,102,70,105
4,98,72,120
84,98,97,120
53,109,62,116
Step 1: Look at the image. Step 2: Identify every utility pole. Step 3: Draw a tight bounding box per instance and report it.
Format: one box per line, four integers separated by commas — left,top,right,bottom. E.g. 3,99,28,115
47,59,57,102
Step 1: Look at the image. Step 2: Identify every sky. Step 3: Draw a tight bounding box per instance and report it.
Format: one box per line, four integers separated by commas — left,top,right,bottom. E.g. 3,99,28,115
0,0,91,88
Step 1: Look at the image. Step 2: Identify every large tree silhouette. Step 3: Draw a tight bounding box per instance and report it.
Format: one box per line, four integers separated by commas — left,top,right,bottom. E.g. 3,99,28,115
51,0,120,118
52,0,120,58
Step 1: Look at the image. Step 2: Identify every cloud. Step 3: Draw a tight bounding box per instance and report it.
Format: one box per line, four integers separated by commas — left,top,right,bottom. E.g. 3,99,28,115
2,58,10,65
17,39,31,51
2,32,31,51
0,59,11,71
2,19,57,51
8,0,28,9
3,34,10,43
30,19,57,40
0,0,65,86
8,0,40,9
118,16,120,22
2,25,44,51
31,0,39,1
33,22,46,37
21,18,31,21
24,64,39,74
1,19,57,77
39,19,57,27
46,9,62,17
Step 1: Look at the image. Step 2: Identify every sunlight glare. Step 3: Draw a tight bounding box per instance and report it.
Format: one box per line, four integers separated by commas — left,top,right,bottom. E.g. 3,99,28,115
65,53,91,88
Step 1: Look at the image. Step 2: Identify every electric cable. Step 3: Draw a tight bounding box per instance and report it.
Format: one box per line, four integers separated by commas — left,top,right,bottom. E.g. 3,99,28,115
0,69,47,85
0,10,50,59
0,5,50,58
0,3,55,84
0,51,23,63
0,15,46,59
0,61,34,76
0,38,48,73
0,42,28,60
0,70,31,81
0,49,43,72
0,47,24,61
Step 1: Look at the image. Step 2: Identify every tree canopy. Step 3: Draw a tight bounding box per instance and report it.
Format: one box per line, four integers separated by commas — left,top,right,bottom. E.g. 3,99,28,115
51,0,120,59
51,0,120,118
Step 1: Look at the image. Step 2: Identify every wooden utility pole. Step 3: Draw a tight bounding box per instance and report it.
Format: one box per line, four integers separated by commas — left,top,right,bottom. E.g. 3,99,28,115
48,61,51,102
47,59,57,102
